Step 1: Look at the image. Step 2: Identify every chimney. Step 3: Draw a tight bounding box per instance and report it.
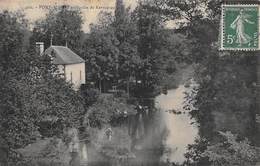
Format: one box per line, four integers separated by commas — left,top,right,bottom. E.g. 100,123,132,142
36,42,44,55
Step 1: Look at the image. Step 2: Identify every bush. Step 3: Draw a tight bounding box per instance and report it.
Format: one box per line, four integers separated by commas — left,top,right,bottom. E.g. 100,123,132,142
202,131,259,166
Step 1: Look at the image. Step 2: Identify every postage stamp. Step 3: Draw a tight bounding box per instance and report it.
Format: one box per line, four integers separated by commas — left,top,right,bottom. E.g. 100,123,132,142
220,4,259,51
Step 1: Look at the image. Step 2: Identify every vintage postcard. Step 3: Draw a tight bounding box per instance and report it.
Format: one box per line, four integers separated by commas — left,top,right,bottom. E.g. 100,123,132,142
0,0,259,166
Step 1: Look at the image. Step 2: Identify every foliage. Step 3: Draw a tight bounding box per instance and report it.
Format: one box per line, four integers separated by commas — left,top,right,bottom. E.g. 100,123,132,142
0,11,34,148
30,5,84,53
13,138,70,166
87,94,136,128
155,33,193,90
82,11,123,84
184,138,210,166
0,11,85,163
202,131,259,166
155,0,259,164
0,54,85,148
83,0,183,96
82,8,141,91
132,1,165,95
0,11,29,71
155,0,258,140
186,4,257,140
79,85,100,108
151,0,206,21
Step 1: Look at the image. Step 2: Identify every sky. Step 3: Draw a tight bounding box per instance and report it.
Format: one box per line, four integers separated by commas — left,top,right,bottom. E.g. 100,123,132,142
0,0,138,32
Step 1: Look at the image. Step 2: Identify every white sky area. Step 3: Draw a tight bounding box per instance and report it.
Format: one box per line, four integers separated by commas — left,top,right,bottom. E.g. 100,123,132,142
0,0,139,32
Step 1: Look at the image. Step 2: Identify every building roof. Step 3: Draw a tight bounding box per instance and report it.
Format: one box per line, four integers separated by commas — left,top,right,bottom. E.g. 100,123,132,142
44,46,85,65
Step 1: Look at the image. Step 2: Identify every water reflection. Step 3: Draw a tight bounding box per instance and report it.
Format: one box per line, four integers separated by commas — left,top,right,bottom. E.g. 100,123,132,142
84,84,198,166
155,85,198,164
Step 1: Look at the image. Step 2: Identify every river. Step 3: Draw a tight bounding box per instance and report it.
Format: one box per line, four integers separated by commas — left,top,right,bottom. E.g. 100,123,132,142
82,83,199,166
155,84,198,164
16,82,199,166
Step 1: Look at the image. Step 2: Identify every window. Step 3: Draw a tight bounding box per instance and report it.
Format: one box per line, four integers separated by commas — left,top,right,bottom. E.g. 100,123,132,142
80,70,82,81
70,72,73,83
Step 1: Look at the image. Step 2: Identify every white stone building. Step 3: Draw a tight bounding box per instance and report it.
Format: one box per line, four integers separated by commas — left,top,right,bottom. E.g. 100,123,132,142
42,44,85,90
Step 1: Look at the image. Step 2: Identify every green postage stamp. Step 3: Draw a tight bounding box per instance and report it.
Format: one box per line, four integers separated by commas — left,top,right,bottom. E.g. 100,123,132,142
221,4,259,50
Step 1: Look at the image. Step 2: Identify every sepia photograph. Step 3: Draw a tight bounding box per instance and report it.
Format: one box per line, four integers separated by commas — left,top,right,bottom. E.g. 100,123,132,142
0,0,259,165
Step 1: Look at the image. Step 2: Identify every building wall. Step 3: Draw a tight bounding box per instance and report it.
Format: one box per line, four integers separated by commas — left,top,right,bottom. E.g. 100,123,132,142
58,63,85,90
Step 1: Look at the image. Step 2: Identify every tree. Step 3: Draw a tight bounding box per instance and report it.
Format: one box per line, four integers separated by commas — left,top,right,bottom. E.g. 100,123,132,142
202,131,259,166
83,0,181,96
0,10,85,162
129,0,166,97
86,94,136,128
154,0,259,164
113,0,140,82
82,2,141,92
0,11,29,72
30,5,84,53
155,0,258,138
0,53,85,146
83,12,120,90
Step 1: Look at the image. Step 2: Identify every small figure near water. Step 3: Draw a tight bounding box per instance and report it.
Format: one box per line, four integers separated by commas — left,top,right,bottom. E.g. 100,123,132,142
105,127,113,141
